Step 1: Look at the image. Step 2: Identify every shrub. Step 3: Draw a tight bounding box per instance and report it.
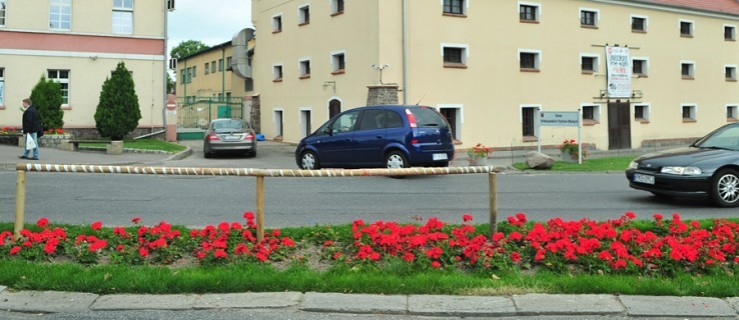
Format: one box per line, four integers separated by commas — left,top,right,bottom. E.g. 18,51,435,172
94,62,141,140
29,76,65,131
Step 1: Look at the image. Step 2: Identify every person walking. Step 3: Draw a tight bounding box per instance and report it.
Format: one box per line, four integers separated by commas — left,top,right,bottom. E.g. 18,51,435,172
19,98,42,160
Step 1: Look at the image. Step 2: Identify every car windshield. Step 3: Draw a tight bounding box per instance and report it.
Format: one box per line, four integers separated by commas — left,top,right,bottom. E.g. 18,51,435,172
213,120,245,130
694,124,739,150
408,107,448,128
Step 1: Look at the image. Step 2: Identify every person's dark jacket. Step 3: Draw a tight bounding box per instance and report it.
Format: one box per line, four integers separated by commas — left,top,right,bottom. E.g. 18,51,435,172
22,105,43,135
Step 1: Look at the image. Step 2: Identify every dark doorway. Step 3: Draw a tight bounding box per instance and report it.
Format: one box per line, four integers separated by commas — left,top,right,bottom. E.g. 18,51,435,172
608,100,631,150
329,99,341,119
439,108,458,140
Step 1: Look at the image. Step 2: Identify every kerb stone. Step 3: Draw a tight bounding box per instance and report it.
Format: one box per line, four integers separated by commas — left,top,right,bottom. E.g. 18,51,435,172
300,292,406,314
514,294,623,315
408,295,516,317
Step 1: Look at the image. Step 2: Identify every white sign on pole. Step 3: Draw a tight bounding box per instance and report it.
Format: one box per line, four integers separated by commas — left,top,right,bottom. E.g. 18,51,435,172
606,46,632,98
540,112,580,127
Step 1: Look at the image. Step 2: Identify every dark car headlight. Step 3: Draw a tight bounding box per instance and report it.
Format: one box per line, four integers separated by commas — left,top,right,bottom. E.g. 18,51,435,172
660,166,702,175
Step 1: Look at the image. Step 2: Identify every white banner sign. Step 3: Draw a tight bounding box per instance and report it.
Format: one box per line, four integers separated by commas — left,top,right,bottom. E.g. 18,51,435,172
605,46,632,98
540,112,580,127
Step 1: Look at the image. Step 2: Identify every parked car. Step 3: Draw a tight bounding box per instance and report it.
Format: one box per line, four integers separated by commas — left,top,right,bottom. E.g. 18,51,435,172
203,119,257,158
295,105,454,170
625,122,739,207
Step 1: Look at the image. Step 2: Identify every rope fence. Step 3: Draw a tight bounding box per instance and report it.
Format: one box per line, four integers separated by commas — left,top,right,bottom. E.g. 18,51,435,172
14,163,500,240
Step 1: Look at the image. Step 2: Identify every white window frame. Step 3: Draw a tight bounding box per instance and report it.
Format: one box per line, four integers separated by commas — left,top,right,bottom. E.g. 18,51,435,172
48,69,70,107
437,104,463,140
680,60,695,79
632,57,649,76
634,103,650,122
725,24,736,41
520,104,541,138
518,49,542,71
579,7,600,27
298,58,311,78
441,43,469,66
580,103,600,123
273,108,284,137
725,64,737,81
630,14,648,32
681,103,697,121
0,68,4,107
112,0,133,35
330,0,344,15
49,0,72,31
272,14,282,32
272,64,283,81
518,1,541,22
726,104,738,120
440,0,468,16
298,107,312,138
298,4,310,25
679,19,694,37
0,0,6,27
330,50,346,73
579,53,599,74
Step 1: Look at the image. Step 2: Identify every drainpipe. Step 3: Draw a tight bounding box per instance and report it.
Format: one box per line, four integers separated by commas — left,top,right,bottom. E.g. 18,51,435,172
221,45,226,100
401,0,408,105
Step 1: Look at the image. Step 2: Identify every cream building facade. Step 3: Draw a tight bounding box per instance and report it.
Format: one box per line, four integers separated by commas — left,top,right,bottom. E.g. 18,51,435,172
177,42,252,103
0,0,168,136
251,0,739,151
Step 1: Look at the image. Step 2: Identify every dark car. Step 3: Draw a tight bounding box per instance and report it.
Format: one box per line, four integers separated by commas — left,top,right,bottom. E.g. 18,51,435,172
625,122,739,207
295,105,454,170
203,118,257,158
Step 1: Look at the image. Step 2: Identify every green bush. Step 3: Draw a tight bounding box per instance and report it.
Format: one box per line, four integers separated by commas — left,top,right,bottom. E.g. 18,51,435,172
94,62,141,140
29,76,65,130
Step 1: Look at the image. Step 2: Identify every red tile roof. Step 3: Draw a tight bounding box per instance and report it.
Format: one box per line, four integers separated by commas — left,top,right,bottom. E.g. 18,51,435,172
634,0,739,16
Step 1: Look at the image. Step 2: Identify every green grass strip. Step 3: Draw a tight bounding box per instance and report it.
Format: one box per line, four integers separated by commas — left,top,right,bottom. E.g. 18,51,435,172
513,156,636,172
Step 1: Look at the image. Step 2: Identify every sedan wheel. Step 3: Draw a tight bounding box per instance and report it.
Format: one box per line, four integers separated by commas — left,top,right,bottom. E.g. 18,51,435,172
711,169,739,207
300,151,320,170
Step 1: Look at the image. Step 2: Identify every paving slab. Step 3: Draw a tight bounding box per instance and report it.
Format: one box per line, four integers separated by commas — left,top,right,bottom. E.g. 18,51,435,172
194,292,302,309
0,290,98,313
408,294,516,317
90,293,200,310
619,295,736,317
729,297,739,313
513,294,624,316
300,292,407,315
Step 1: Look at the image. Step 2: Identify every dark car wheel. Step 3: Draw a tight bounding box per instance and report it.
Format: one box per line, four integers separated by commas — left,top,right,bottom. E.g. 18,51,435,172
386,151,409,169
300,151,320,170
711,169,739,207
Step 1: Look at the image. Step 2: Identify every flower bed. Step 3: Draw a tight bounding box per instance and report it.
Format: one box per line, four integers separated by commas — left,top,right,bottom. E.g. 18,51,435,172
0,213,736,277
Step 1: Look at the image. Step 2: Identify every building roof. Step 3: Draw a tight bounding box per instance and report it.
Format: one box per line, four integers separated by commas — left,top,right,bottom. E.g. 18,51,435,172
632,0,739,16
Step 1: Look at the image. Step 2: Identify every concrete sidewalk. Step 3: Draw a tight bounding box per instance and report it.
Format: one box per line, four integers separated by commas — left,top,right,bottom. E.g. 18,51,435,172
0,287,736,318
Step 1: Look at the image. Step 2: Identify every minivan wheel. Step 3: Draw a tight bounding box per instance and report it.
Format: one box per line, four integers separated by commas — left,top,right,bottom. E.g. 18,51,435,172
386,151,409,169
711,169,739,207
300,151,320,170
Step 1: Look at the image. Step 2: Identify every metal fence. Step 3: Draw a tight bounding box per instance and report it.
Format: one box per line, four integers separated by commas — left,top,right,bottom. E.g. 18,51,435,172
177,97,244,140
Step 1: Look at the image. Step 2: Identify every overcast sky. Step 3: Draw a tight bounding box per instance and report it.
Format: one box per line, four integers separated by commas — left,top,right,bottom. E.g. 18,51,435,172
167,0,253,56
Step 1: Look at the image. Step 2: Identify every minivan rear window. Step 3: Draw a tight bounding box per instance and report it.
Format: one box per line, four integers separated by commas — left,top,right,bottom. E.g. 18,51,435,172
408,108,448,128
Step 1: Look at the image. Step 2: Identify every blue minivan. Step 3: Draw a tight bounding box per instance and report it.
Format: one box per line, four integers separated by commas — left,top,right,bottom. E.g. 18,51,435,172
295,105,455,169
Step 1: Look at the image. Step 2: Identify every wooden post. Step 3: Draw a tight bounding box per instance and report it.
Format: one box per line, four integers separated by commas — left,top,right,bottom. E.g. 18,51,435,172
14,170,27,238
256,176,265,242
488,172,497,236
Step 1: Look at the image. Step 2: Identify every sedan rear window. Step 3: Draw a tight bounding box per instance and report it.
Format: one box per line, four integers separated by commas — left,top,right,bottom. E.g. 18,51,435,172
408,107,448,128
213,120,246,130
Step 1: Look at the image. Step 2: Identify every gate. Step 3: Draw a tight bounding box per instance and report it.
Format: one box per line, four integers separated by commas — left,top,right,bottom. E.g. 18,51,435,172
177,97,244,140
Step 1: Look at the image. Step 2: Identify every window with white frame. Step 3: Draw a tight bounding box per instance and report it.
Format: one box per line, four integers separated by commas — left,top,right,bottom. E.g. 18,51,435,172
581,104,599,124
443,0,465,16
298,5,310,25
112,0,133,34
681,61,695,79
518,2,540,22
272,14,282,33
273,64,283,81
726,65,737,81
442,44,467,68
725,25,736,41
331,52,345,74
580,8,598,27
631,15,647,32
48,69,70,105
632,57,648,76
521,106,540,138
0,68,4,106
331,0,344,15
727,105,737,120
681,104,696,121
299,59,311,78
680,20,694,37
0,0,6,26
634,104,650,121
519,50,541,71
580,54,598,73
49,0,72,30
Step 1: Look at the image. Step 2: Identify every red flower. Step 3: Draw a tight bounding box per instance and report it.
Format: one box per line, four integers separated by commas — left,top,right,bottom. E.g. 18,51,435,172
430,261,441,268
462,214,473,222
91,221,103,230
10,246,21,255
131,217,141,224
37,218,49,228
89,240,108,252
510,252,521,262
653,213,663,221
139,247,149,257
214,249,227,258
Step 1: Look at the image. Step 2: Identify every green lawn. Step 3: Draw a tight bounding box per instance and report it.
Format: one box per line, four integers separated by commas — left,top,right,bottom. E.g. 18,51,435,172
80,139,187,154
513,156,636,172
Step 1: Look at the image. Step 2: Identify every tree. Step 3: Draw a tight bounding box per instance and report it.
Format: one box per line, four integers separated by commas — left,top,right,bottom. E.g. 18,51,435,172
29,76,64,131
166,72,175,94
170,40,209,62
94,62,141,140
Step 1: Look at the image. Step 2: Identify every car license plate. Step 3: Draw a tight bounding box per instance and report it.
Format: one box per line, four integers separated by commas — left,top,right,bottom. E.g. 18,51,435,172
225,135,241,141
432,153,448,161
633,173,655,185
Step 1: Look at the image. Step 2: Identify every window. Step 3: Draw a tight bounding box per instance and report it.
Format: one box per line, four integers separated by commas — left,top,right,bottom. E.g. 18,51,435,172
634,104,650,121
0,68,4,106
521,106,538,138
204,62,209,75
443,0,465,15
443,45,467,68
331,0,344,15
519,50,540,71
726,25,736,41
580,9,598,27
631,15,647,32
581,104,599,124
632,58,648,76
0,0,6,26
680,20,693,37
298,5,310,25
727,105,737,121
329,110,359,133
358,109,386,131
49,0,72,30
226,57,232,69
681,61,695,79
580,54,598,73
180,69,185,83
299,59,311,78
244,78,253,91
218,59,223,72
191,66,196,78
331,52,345,74
682,104,696,121
726,65,737,81
112,0,133,34
211,60,216,73
272,14,282,33
519,2,540,22
47,69,69,105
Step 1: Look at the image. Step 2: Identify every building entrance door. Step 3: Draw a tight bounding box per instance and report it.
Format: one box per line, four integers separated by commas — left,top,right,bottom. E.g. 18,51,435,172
607,100,631,150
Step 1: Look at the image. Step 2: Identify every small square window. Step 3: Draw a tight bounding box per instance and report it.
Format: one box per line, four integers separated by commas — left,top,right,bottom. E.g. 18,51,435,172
682,105,696,121
273,65,283,81
331,0,344,16
727,106,737,120
443,0,465,16
632,59,648,76
519,51,540,71
631,16,646,32
272,15,282,33
726,66,737,81
331,53,345,74
581,56,598,73
680,20,693,37
298,5,310,25
580,9,598,27
634,104,650,121
582,105,599,124
681,62,695,79
519,3,539,22
299,59,311,78
726,25,736,41
443,46,466,68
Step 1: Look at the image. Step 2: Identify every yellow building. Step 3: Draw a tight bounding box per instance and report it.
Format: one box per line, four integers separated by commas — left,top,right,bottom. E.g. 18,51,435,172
251,0,739,151
0,0,169,137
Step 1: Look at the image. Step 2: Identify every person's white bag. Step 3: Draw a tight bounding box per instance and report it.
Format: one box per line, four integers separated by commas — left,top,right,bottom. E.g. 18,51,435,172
25,134,37,150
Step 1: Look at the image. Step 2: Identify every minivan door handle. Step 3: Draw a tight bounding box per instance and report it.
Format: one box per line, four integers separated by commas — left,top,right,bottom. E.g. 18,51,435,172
376,135,383,139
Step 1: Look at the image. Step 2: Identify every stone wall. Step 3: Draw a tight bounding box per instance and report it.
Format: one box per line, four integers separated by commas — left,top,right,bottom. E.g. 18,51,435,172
366,85,399,106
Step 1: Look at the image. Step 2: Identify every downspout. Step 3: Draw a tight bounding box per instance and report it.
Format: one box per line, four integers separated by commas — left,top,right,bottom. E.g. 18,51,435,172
401,0,408,105
221,45,226,99
136,4,168,140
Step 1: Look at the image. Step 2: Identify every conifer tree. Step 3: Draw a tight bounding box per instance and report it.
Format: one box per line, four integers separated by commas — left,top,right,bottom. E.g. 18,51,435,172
94,62,141,140
29,76,64,131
